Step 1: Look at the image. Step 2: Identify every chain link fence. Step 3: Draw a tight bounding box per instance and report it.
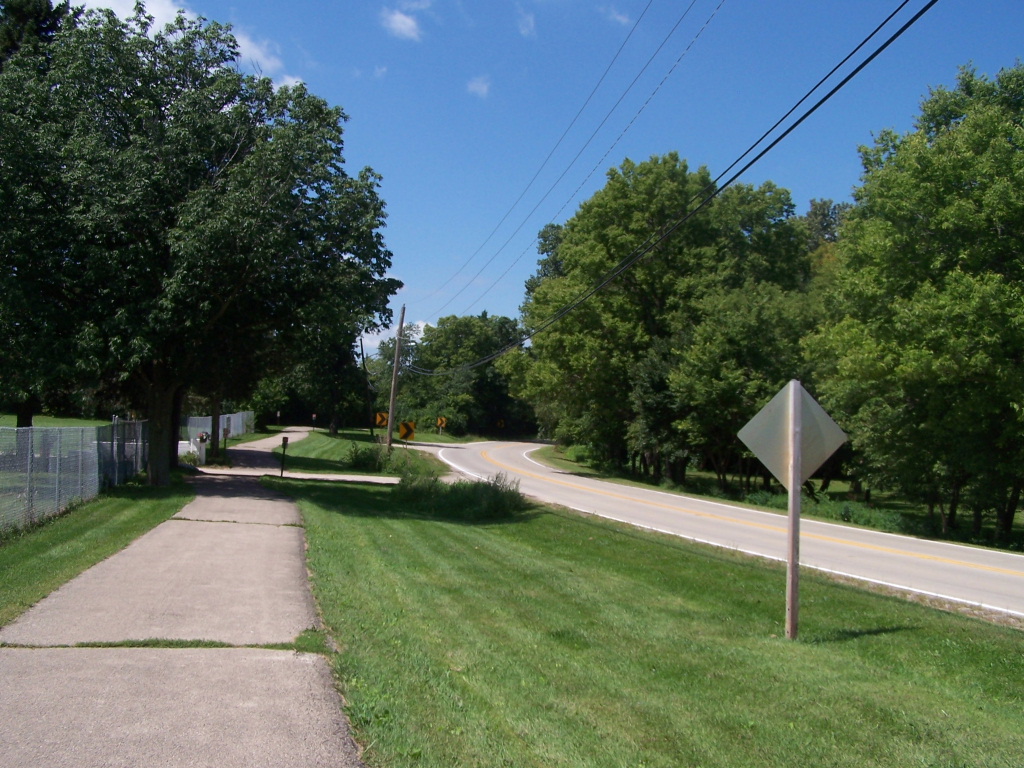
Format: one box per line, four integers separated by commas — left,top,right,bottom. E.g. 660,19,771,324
0,421,147,535
2,412,253,536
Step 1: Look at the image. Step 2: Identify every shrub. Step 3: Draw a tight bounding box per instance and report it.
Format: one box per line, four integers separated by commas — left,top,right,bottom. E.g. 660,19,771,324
345,442,391,473
390,472,529,522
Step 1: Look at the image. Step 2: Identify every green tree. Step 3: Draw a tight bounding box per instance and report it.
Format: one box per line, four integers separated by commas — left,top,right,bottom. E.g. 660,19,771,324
508,153,809,472
0,0,81,425
810,64,1024,540
0,6,398,483
0,0,75,66
669,282,812,491
523,223,565,298
390,313,533,436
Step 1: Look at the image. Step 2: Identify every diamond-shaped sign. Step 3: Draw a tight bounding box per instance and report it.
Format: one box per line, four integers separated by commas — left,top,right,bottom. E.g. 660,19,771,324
738,381,846,491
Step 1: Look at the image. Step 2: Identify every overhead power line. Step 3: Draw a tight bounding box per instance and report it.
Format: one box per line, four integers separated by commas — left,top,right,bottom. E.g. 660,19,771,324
406,0,941,378
458,0,730,316
412,0,657,313
427,0,717,320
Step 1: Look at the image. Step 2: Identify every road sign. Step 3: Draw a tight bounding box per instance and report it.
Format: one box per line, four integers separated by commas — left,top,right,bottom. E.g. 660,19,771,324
738,381,846,491
375,412,388,427
399,421,416,441
738,380,846,640
437,417,447,429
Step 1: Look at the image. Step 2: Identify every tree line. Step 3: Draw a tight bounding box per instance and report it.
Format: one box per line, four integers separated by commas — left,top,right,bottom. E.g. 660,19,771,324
400,64,1024,545
0,1,400,484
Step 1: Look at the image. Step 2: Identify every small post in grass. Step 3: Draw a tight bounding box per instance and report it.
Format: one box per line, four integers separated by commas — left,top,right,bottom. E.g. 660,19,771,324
280,435,289,477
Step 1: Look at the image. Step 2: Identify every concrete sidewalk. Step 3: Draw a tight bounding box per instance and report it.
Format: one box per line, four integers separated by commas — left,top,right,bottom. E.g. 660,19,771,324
0,428,366,767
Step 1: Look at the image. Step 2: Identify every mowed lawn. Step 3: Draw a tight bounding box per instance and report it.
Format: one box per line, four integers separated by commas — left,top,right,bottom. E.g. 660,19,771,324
271,429,446,477
272,478,1024,768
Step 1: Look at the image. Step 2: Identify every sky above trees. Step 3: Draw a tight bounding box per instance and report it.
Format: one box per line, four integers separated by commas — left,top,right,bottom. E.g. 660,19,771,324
80,1,1024,344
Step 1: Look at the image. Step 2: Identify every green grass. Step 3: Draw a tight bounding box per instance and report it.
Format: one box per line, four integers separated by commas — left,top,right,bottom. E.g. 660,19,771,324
275,429,446,477
270,476,1024,768
0,478,195,628
0,414,112,428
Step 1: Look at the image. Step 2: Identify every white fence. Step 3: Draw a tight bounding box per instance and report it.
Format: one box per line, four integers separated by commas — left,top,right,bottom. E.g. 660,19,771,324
181,411,255,444
0,421,148,535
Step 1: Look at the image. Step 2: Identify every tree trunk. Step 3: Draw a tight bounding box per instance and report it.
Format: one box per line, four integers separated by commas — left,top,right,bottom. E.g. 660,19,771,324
211,399,222,458
995,479,1021,544
170,387,185,475
944,482,962,533
144,369,182,487
15,395,40,428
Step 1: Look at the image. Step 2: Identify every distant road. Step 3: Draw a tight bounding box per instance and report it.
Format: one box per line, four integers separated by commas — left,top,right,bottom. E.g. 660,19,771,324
431,440,1024,620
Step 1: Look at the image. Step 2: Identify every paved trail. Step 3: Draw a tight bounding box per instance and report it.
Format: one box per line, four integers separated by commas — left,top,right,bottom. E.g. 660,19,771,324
0,427,366,768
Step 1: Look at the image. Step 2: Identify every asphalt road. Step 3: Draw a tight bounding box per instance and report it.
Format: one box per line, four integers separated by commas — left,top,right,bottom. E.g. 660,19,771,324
431,440,1024,621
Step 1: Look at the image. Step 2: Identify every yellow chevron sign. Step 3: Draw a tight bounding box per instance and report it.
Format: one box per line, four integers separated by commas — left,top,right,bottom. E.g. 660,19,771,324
375,412,388,427
399,421,416,441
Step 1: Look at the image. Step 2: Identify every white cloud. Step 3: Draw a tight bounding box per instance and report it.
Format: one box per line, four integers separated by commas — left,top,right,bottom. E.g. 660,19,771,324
275,74,305,90
374,65,389,79
82,1,302,85
516,5,536,37
601,5,631,26
235,30,284,75
82,0,190,31
467,75,491,98
381,8,422,41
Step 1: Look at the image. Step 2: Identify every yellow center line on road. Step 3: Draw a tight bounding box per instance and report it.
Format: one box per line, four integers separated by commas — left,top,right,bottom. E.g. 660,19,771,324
481,449,1024,579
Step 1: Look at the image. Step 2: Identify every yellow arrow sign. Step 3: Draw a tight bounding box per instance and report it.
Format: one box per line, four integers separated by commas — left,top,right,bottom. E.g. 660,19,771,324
399,421,416,441
437,417,447,429
375,412,388,427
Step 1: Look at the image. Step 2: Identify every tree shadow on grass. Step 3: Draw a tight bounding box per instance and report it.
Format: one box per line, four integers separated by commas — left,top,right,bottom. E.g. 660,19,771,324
264,477,542,526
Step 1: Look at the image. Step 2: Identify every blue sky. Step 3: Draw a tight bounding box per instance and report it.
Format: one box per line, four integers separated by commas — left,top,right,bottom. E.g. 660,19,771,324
84,1,1023,350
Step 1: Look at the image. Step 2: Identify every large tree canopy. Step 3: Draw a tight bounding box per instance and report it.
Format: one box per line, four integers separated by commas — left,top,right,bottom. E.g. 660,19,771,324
0,5,399,483
810,65,1024,538
502,153,810,477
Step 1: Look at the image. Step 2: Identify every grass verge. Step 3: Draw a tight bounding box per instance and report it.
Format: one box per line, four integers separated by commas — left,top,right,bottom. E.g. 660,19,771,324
0,477,195,627
274,429,446,477
0,414,113,428
273,477,1024,768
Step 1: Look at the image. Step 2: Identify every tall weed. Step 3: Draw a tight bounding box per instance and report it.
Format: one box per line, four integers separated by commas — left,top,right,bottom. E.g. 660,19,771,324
391,472,529,522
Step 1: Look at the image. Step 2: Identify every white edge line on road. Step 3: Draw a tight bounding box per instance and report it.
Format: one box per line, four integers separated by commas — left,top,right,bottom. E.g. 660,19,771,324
437,448,490,481
521,447,1024,564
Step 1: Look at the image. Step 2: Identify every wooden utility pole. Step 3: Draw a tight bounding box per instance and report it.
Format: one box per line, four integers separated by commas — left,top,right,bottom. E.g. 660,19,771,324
386,304,405,451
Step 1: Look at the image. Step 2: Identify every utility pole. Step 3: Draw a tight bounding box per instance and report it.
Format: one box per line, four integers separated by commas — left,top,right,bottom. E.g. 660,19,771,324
386,304,405,451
